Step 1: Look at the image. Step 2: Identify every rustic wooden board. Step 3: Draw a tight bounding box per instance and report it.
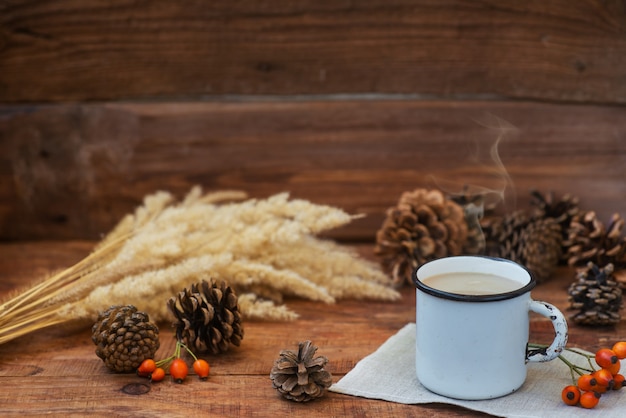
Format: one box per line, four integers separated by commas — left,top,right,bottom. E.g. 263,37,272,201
1,100,625,241
0,376,488,417
1,0,625,103
0,241,624,417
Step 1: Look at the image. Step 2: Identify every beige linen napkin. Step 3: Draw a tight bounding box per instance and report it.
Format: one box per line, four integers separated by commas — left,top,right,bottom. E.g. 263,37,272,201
330,323,626,417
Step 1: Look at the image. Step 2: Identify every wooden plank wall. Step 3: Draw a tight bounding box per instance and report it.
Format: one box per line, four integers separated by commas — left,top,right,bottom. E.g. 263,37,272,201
1,0,625,242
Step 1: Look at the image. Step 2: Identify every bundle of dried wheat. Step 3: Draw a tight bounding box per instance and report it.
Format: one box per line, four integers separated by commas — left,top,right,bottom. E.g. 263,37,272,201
0,187,399,345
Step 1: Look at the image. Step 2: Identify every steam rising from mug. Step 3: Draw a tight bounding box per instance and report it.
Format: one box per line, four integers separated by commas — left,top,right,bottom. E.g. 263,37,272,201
430,113,519,254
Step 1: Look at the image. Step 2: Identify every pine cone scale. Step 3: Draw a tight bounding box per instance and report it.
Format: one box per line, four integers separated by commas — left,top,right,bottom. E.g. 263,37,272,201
199,307,210,325
281,376,299,392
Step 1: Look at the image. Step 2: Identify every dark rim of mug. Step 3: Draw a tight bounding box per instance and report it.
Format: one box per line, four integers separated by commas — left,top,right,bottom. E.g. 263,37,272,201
413,256,537,302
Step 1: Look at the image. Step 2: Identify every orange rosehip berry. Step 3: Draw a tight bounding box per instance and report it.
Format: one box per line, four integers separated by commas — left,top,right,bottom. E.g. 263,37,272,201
577,374,598,392
561,385,581,406
593,368,615,388
604,361,621,376
613,341,626,359
594,384,608,394
137,358,157,377
193,359,210,380
170,358,188,383
613,373,626,390
150,367,166,382
579,391,601,409
595,348,619,369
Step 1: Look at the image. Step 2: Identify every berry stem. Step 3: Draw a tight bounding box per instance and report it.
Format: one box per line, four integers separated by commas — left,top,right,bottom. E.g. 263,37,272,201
179,342,199,361
154,340,186,369
175,340,182,358
149,339,203,376
155,354,175,369
566,347,596,371
528,343,595,384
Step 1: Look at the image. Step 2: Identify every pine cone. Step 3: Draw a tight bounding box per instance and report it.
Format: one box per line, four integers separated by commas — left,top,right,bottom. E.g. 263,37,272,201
168,279,244,354
567,263,622,326
529,189,580,263
564,211,626,269
375,188,468,287
91,305,160,373
482,211,562,283
529,189,580,228
270,340,333,402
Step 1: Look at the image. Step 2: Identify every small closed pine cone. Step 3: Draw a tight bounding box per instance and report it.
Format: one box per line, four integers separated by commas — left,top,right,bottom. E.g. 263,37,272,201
482,211,562,283
567,262,622,326
91,305,160,373
564,211,626,270
375,188,468,287
270,340,332,402
168,279,244,354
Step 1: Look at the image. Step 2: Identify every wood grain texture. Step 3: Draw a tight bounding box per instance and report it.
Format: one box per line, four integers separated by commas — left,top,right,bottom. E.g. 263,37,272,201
0,241,624,417
1,0,625,103
1,100,625,241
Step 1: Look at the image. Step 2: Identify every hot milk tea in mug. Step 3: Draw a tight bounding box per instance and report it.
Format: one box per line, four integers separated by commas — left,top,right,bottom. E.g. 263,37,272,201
414,256,568,400
422,272,520,295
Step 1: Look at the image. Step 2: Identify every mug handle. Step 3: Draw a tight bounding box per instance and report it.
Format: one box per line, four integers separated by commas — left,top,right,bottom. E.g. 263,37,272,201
526,300,569,363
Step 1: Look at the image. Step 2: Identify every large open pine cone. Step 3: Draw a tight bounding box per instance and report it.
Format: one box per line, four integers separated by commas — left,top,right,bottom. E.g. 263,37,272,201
270,340,333,402
91,305,160,373
567,262,622,326
482,211,562,283
564,211,626,269
375,188,468,286
168,279,244,354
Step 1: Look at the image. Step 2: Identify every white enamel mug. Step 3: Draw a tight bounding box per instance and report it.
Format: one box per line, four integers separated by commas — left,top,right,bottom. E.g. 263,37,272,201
414,256,568,400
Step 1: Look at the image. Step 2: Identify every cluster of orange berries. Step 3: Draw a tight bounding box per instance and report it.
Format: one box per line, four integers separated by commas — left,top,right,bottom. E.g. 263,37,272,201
560,341,626,409
137,340,210,384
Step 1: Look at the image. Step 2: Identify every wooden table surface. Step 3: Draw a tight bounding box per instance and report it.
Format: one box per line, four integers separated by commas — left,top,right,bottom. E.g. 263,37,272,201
1,241,625,417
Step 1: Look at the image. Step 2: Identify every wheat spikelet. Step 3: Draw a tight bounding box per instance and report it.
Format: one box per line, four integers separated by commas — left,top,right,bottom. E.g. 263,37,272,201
237,293,299,321
251,236,398,299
